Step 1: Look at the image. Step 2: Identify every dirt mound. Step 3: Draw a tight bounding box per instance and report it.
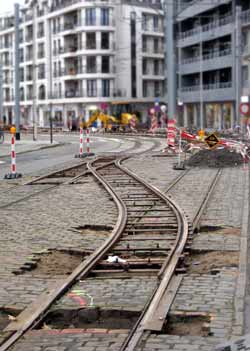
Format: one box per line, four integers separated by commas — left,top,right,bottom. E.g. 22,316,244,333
187,148,243,168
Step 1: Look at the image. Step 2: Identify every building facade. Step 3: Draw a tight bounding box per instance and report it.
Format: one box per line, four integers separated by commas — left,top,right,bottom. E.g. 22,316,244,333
177,0,250,130
0,0,166,129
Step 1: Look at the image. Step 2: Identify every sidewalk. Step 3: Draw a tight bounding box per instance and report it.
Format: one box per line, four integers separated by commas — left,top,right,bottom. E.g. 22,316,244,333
0,134,62,158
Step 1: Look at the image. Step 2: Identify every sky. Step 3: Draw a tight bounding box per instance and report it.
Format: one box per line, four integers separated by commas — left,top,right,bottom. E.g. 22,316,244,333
0,0,25,14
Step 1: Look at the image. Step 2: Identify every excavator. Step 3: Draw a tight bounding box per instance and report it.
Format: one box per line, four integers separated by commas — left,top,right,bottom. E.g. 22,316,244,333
84,110,138,130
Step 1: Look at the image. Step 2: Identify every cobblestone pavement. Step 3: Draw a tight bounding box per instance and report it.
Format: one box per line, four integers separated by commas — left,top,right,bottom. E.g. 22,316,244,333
136,334,220,351
0,147,248,351
54,276,158,311
9,330,129,351
125,156,247,350
172,269,237,338
0,176,117,311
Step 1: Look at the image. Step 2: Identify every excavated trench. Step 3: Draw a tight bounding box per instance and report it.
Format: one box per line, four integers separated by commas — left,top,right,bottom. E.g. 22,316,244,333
38,308,140,330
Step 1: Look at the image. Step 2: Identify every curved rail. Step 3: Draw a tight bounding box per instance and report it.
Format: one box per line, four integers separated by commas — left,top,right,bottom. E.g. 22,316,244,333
113,160,189,350
0,157,125,351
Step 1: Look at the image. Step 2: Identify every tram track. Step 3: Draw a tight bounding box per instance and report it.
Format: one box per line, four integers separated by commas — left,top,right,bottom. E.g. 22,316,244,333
0,146,222,351
0,155,189,351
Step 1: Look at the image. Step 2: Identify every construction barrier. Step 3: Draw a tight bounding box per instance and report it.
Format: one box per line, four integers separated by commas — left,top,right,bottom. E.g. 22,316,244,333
167,119,177,148
86,128,90,154
149,109,158,134
4,126,22,179
79,125,84,156
129,115,137,131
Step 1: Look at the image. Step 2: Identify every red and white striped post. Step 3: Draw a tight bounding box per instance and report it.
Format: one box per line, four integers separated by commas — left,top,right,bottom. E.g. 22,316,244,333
75,123,85,158
86,128,90,154
4,126,22,179
11,132,16,175
79,124,84,156
167,119,177,149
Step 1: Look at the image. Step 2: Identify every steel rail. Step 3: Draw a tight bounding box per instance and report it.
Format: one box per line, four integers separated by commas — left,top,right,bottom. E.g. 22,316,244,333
114,160,189,351
25,160,89,185
0,158,126,351
117,165,222,351
192,168,222,231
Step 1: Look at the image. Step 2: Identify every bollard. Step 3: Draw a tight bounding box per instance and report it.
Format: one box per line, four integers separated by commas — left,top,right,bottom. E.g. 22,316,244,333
79,126,84,156
75,123,85,158
86,128,90,154
4,126,22,179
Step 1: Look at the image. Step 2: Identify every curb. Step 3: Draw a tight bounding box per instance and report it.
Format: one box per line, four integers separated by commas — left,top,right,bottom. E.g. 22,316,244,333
0,142,67,159
232,170,249,337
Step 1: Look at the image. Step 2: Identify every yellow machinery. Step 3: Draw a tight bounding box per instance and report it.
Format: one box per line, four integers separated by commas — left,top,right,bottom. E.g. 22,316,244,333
85,111,138,129
84,111,118,128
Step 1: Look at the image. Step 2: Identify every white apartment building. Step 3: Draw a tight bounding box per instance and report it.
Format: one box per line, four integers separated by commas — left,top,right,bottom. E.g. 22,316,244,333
0,0,166,130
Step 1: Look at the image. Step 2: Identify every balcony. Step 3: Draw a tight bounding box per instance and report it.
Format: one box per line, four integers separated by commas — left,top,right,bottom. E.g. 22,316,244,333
49,0,82,12
0,18,14,31
178,15,233,48
180,48,233,74
63,22,78,31
180,81,234,103
52,88,116,99
176,0,231,22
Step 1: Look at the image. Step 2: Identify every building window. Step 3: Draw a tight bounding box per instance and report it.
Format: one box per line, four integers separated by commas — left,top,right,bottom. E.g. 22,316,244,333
39,85,46,100
20,87,25,101
153,16,159,31
102,79,110,97
143,59,147,75
87,56,96,73
154,38,159,53
143,81,148,97
102,56,110,73
86,8,96,26
19,48,24,63
38,64,45,79
142,14,147,31
87,80,97,97
142,36,147,52
154,60,159,75
101,32,109,49
154,81,160,97
101,8,109,26
86,32,96,49
38,22,44,38
38,43,45,59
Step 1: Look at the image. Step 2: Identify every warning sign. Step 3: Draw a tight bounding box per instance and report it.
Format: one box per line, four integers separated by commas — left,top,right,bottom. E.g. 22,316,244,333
205,133,220,150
